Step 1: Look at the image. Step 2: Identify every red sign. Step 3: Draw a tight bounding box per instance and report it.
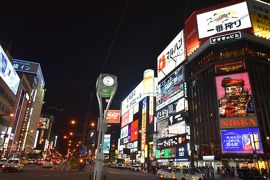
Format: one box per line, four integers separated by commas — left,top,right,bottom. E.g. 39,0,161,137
106,110,120,123
121,111,129,127
220,117,257,129
130,120,138,141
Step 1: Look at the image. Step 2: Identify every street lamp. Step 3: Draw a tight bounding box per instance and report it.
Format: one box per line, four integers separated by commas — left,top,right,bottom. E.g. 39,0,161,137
94,74,117,180
70,120,76,125
90,122,95,127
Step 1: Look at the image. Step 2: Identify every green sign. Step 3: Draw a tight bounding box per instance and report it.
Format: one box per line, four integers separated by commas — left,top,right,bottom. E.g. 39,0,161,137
155,150,160,159
164,149,169,158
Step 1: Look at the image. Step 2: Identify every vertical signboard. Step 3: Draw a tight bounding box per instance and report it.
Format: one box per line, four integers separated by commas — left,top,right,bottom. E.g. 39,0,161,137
185,11,201,56
157,30,186,82
130,120,138,142
149,96,154,124
196,2,252,39
141,98,147,151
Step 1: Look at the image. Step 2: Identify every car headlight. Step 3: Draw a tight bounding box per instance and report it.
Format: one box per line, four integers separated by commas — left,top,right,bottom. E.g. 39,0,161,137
2,165,5,168
15,165,18,168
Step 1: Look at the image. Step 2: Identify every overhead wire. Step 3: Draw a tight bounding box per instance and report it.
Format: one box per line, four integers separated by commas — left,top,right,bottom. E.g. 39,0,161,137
99,0,131,74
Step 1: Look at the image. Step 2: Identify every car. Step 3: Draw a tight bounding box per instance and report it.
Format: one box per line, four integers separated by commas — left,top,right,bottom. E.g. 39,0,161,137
117,163,125,169
2,159,24,172
0,159,7,169
132,164,141,172
237,168,267,180
157,168,177,180
174,167,204,180
42,158,53,168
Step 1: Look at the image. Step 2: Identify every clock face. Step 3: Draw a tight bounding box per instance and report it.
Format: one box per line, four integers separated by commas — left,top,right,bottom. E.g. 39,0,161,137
103,76,114,86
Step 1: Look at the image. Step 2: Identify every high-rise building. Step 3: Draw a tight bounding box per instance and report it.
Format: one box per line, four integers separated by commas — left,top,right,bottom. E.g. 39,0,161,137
184,0,270,170
0,46,20,157
12,59,45,153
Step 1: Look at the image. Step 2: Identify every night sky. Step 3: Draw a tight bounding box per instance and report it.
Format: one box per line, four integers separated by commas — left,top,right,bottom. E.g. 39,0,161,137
1,0,226,150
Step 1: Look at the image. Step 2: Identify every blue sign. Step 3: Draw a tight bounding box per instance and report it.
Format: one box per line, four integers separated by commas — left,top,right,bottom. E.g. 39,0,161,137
221,128,263,154
176,144,189,161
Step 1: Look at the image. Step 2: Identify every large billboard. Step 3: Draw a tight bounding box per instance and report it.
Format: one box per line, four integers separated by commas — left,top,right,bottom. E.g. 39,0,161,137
216,72,255,119
103,134,111,154
156,66,185,110
197,2,252,39
106,110,120,124
157,30,186,82
121,81,145,115
0,46,20,95
221,128,263,154
248,0,270,39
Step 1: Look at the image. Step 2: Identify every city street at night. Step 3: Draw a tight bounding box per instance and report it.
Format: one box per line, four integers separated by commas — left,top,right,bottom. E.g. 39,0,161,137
1,0,270,180
0,164,160,180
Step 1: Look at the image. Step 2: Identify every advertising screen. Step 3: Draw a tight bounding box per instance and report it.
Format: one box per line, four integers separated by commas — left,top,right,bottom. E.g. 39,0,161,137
248,0,270,39
37,118,50,129
130,120,138,142
197,2,252,39
0,45,20,95
157,30,186,82
221,128,263,154
106,110,120,123
216,72,255,119
103,134,111,154
156,66,185,110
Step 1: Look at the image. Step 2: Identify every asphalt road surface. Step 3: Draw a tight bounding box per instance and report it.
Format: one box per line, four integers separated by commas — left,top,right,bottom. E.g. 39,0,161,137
0,163,159,180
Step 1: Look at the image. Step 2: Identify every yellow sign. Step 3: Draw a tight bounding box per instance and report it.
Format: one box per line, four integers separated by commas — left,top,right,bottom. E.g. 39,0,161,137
249,0,270,39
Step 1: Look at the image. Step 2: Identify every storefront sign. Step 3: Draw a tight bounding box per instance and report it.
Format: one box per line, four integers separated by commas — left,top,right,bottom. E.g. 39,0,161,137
221,128,263,154
210,31,241,44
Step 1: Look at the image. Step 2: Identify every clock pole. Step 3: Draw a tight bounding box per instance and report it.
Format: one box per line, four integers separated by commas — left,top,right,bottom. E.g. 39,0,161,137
94,74,117,180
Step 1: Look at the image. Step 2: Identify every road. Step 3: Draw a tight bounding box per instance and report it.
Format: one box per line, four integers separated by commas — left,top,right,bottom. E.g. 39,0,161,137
0,163,159,180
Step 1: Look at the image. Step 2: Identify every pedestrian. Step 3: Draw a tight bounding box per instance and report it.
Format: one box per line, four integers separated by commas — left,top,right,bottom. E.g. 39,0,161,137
221,167,225,178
